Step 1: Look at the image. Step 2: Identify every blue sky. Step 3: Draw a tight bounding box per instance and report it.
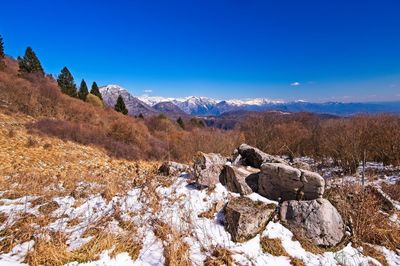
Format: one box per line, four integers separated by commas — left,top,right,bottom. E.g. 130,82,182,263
1,0,400,102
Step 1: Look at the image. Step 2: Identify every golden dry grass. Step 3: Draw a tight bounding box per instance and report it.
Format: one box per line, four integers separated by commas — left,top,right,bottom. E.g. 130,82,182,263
260,237,289,256
204,247,234,266
154,220,191,266
326,185,400,252
0,110,160,200
0,110,155,263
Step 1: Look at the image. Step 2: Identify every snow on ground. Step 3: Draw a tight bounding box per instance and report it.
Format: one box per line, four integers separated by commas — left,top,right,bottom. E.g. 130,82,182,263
0,172,399,266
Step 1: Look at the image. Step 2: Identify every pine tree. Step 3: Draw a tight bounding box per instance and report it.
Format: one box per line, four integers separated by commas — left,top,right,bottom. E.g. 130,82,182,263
138,113,144,119
78,79,89,101
0,35,4,59
17,47,44,75
177,117,185,129
90,82,102,100
0,35,5,69
114,95,128,115
57,67,77,97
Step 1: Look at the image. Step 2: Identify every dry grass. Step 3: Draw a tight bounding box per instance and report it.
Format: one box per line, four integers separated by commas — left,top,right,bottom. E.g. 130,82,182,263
381,182,400,201
204,247,234,266
291,234,324,255
38,201,60,215
260,237,306,265
260,237,289,256
154,220,191,266
326,184,400,252
25,232,71,266
289,257,306,266
0,213,37,253
198,202,220,219
360,244,388,266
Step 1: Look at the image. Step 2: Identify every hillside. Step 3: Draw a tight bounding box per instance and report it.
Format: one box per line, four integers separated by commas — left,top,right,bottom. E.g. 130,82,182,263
0,110,399,265
1,43,400,266
99,85,158,116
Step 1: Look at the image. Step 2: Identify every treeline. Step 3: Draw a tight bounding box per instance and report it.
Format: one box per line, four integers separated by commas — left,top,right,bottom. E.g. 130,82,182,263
0,52,242,161
0,35,127,115
1,35,399,168
240,112,400,173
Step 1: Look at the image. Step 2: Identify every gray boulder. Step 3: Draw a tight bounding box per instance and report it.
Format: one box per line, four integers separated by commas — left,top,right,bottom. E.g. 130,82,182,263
258,163,324,201
280,199,345,246
220,164,259,195
237,144,285,168
159,161,191,176
193,152,227,187
225,197,276,242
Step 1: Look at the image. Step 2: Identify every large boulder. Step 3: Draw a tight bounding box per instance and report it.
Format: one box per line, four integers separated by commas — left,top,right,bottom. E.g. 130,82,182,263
280,199,345,246
193,152,227,187
237,144,285,168
159,161,191,176
225,197,276,242
258,163,324,201
220,164,259,195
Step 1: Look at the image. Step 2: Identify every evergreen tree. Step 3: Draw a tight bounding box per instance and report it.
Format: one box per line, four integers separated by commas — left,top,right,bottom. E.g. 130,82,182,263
138,113,144,119
78,79,89,101
17,47,44,75
0,35,5,69
0,35,4,59
114,95,128,115
90,82,102,100
177,117,185,129
57,67,77,97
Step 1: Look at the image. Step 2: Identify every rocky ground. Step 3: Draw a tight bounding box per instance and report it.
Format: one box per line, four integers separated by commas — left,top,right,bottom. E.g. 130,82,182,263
0,111,399,266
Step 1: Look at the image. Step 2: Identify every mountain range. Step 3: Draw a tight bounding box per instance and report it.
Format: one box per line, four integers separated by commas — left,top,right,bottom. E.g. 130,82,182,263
99,85,400,117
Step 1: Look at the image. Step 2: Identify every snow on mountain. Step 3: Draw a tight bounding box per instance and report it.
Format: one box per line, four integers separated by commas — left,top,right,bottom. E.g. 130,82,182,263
172,96,219,115
225,98,284,106
99,85,158,116
100,85,400,116
138,95,179,106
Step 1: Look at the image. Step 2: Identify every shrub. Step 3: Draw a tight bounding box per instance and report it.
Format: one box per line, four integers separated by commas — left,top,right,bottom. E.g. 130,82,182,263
85,93,104,108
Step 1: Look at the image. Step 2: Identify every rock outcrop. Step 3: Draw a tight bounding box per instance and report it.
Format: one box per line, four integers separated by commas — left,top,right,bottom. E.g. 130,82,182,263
193,152,227,187
280,199,345,246
220,164,259,195
258,163,324,201
237,144,285,168
159,161,191,176
225,197,276,242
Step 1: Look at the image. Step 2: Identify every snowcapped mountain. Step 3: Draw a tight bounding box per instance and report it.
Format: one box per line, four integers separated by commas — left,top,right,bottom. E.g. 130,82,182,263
99,85,158,116
101,85,400,117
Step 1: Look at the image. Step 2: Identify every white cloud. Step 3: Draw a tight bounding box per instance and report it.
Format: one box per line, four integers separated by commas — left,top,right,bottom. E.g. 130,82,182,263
290,82,300,86
143,89,153,93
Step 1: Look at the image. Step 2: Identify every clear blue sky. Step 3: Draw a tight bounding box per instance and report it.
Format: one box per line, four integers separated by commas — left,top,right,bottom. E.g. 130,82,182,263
1,0,400,102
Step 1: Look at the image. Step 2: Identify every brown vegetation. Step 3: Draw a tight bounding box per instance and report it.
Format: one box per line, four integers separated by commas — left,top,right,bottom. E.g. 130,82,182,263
0,57,243,162
381,181,400,201
204,247,234,266
326,185,400,252
241,112,400,173
260,237,289,256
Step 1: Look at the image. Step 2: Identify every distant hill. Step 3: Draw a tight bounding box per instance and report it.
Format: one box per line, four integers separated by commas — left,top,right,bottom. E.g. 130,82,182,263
152,101,188,118
99,85,158,116
141,95,400,117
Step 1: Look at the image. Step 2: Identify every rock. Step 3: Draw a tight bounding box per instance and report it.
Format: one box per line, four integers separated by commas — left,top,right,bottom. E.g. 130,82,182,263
301,170,325,200
291,160,312,171
237,144,285,168
366,185,396,212
193,152,227,187
258,163,325,201
220,164,260,195
225,197,276,242
280,199,345,246
159,161,191,176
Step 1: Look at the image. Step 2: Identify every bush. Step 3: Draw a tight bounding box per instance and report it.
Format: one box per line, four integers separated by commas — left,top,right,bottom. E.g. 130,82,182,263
85,93,103,108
